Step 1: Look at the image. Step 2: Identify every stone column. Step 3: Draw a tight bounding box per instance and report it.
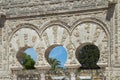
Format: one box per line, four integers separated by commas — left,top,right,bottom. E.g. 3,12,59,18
70,72,76,80
11,74,17,80
0,13,6,64
0,28,2,68
115,0,120,66
41,73,45,80
0,13,6,78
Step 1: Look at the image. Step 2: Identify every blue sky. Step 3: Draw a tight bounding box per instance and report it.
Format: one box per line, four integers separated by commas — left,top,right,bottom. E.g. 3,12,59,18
49,46,67,68
24,48,37,61
24,46,67,68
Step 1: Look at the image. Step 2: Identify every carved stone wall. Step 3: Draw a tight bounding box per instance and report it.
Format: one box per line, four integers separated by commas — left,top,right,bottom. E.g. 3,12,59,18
0,0,108,18
109,0,120,80
0,0,119,80
116,0,120,66
71,22,109,65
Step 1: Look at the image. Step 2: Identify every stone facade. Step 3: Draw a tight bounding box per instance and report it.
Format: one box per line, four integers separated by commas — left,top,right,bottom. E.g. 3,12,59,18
0,0,119,80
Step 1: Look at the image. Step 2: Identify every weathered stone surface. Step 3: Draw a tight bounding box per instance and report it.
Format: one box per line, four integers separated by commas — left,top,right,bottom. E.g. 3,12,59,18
0,0,120,80
0,0,109,18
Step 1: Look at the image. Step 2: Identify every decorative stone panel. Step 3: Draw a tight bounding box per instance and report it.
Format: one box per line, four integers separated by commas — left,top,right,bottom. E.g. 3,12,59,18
71,20,109,66
41,24,79,67
8,26,49,69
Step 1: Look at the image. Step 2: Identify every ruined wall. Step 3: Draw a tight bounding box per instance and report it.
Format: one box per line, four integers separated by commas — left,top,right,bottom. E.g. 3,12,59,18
0,0,119,80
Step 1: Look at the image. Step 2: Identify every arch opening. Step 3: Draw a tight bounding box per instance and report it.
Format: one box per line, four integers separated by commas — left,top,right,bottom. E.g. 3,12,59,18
16,47,37,70
76,43,100,69
45,45,67,69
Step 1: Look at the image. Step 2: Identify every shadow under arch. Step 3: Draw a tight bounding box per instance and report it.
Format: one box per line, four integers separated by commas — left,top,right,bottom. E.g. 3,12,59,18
75,43,100,69
8,23,40,42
